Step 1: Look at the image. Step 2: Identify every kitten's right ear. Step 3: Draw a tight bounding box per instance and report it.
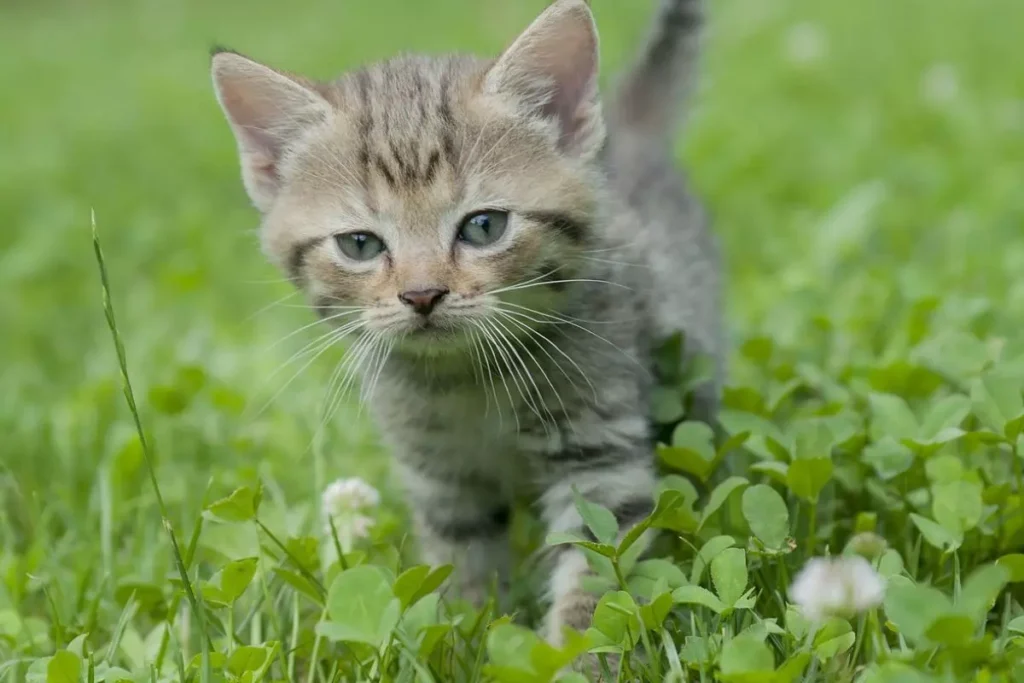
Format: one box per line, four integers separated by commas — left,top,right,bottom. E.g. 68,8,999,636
211,50,332,212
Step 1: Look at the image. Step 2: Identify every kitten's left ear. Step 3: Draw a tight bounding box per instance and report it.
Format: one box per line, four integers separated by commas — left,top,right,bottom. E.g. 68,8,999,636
211,49,333,212
484,0,604,159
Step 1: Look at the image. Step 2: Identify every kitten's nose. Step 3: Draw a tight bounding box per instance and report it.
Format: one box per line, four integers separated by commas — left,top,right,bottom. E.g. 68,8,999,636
398,287,449,315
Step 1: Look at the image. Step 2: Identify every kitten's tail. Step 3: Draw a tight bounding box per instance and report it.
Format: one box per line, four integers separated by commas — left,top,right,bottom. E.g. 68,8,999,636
606,0,703,147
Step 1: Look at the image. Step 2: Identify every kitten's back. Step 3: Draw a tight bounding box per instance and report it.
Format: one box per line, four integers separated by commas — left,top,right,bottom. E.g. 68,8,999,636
603,0,723,400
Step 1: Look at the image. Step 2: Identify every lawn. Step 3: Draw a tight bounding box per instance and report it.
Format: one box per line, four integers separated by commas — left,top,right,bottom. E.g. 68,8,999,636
2,0,1024,680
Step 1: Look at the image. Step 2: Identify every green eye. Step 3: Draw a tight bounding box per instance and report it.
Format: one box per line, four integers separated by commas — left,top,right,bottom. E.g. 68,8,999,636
458,210,509,247
335,232,386,261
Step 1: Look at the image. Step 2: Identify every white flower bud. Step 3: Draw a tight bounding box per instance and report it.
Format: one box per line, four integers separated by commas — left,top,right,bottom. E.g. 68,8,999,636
789,555,886,622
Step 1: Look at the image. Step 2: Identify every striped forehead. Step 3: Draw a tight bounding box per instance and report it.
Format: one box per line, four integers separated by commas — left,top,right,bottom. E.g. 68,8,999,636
342,57,467,193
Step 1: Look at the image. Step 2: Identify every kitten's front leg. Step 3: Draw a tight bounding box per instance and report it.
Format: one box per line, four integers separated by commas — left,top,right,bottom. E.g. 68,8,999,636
540,460,656,643
399,464,512,608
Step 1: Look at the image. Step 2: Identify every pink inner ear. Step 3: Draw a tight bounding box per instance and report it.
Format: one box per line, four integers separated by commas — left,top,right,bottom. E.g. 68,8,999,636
488,2,601,150
541,30,598,139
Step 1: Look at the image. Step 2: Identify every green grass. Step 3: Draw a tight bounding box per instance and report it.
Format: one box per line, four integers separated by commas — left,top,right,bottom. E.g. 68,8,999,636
3,0,1024,680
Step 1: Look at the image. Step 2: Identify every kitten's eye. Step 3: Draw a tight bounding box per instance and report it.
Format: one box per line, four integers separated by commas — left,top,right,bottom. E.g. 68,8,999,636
458,210,509,247
335,232,386,261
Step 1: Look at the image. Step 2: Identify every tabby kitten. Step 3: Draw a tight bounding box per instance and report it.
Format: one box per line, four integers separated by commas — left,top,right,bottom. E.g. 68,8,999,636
212,0,721,646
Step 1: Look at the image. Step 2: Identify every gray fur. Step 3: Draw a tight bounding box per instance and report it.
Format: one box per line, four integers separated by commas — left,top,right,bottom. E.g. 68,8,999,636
212,0,720,657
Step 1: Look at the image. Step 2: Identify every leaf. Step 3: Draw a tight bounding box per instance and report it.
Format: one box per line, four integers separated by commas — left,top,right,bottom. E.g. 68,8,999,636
622,489,696,548
486,623,540,673
924,455,964,484
394,566,431,610
786,458,833,502
918,394,971,441
792,418,835,460
653,332,684,384
672,421,716,456
924,615,974,645
971,371,1024,437
690,535,736,584
408,565,451,608
532,629,592,676
544,532,617,558
698,476,749,529
627,559,688,599
957,563,1010,624
868,393,918,440
741,484,790,550
47,651,81,683
932,479,983,534
227,646,268,676
883,581,952,644
678,635,711,667
1008,616,1024,635
711,548,748,607
812,618,855,661
775,652,811,683
206,486,261,523
785,606,810,640
638,592,674,631
910,513,961,552
587,591,641,650
216,557,259,603
718,634,774,675
671,585,725,613
148,385,189,415
862,438,915,480
322,565,400,647
571,488,618,545
749,460,789,483
660,422,717,480
996,554,1024,582
272,568,324,605
620,490,685,554
877,550,905,579
652,386,686,424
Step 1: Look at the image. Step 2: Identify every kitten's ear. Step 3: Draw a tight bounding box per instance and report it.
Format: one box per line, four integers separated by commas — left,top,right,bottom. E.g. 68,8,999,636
211,50,332,212
484,0,604,159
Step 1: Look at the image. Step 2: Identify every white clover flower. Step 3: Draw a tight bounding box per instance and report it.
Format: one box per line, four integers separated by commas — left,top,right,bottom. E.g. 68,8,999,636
785,22,828,66
321,477,380,551
789,555,886,622
322,477,381,516
921,63,959,106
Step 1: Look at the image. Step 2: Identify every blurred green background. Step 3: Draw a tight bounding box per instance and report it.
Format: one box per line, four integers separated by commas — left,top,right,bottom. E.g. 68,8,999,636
1,0,1023,633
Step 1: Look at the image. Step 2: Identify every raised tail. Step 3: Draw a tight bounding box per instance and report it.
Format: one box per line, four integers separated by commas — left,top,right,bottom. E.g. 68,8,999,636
606,0,703,145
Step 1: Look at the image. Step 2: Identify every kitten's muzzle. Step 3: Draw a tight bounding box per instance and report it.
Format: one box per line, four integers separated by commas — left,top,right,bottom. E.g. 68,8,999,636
398,287,449,316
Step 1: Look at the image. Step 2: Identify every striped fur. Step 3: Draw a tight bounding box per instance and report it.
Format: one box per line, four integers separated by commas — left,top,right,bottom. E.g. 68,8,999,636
211,0,718,664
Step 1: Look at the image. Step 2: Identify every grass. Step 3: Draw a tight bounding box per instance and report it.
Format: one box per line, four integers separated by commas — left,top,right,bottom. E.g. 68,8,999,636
2,0,1024,680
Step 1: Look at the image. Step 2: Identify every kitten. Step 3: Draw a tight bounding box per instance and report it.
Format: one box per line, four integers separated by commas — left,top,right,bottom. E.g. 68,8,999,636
212,0,721,650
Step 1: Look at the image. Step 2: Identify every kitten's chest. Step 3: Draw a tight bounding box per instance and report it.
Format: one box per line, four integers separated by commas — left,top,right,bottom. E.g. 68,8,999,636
372,373,544,488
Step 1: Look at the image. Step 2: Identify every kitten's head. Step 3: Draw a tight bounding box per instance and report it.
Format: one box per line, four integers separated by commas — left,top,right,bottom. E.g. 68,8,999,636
212,0,606,355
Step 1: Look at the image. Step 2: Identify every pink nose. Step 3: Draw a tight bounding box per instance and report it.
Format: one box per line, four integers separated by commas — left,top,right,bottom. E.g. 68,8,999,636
398,288,448,315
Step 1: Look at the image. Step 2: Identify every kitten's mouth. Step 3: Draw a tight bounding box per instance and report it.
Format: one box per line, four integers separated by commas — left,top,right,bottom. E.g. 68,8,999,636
394,317,472,355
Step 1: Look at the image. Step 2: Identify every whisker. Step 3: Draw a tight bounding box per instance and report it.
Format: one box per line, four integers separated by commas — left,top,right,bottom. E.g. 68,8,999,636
245,290,303,322
576,255,653,270
488,278,632,297
480,318,550,430
248,321,365,421
496,305,645,370
488,316,560,434
469,327,501,425
363,337,394,409
263,309,365,353
321,331,378,427
470,320,519,431
494,301,636,326
493,309,598,403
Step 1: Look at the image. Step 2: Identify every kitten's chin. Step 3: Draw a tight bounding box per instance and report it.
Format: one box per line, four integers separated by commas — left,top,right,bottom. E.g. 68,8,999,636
392,323,472,357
